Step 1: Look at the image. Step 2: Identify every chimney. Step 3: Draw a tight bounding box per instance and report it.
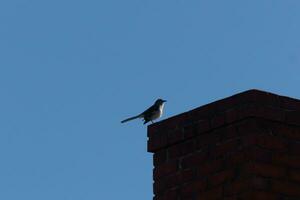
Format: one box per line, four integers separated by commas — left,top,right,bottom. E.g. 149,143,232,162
147,89,300,200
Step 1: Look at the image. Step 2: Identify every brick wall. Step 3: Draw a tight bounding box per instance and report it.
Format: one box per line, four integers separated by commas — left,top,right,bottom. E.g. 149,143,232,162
147,89,300,200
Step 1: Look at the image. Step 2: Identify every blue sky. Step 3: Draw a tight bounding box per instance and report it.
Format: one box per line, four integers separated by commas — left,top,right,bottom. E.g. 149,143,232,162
0,0,300,199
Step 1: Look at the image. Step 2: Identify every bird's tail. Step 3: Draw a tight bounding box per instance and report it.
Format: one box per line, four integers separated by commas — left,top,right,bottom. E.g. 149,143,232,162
121,114,143,123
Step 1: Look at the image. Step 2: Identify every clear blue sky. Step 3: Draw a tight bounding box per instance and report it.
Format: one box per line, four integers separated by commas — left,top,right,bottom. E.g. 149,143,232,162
0,0,299,199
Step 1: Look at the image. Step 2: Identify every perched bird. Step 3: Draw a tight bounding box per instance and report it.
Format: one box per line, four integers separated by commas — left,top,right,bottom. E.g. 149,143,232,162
121,99,167,124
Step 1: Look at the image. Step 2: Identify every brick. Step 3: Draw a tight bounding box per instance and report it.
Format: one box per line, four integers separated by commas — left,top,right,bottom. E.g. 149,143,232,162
195,132,221,150
195,186,223,200
241,134,258,147
245,146,272,163
271,123,300,141
224,178,250,195
154,160,178,180
168,140,195,160
211,139,239,158
252,190,277,200
154,149,168,166
195,120,211,135
251,176,270,190
286,111,300,126
280,96,300,111
189,103,216,119
256,135,288,152
180,168,196,183
184,120,210,139
213,96,237,113
236,90,280,106
239,104,284,122
237,104,258,119
184,123,197,138
224,196,239,200
181,151,208,169
244,162,285,178
163,188,178,200
197,159,223,177
153,179,166,195
152,115,183,134
180,179,207,198
272,153,300,168
163,113,189,130
147,123,160,137
236,118,260,135
222,125,238,140
235,90,257,102
167,145,181,161
257,106,285,121
288,169,300,182
256,105,280,120
225,151,246,167
271,180,300,196
225,109,238,124
153,195,162,200
280,196,300,200
208,169,235,187
181,140,196,156
211,114,226,129
235,190,254,200
167,129,184,144
289,141,300,155
164,173,180,190
158,169,197,193
258,91,281,106
148,133,168,153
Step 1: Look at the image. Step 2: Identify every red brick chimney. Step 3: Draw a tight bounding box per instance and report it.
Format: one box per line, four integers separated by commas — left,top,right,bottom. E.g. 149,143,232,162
147,89,300,200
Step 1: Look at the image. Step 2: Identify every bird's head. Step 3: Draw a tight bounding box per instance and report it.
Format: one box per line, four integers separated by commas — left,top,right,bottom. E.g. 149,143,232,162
155,98,167,105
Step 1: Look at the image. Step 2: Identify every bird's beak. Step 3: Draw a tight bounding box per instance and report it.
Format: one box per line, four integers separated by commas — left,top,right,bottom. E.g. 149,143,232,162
163,100,167,102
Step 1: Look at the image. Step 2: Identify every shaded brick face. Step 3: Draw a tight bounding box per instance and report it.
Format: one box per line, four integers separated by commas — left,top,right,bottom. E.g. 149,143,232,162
148,90,300,200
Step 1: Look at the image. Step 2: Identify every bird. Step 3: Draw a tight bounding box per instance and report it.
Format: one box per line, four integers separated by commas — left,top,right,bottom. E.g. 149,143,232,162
121,99,167,124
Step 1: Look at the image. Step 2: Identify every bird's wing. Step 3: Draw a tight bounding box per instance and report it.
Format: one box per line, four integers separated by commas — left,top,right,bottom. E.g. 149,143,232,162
142,104,158,117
